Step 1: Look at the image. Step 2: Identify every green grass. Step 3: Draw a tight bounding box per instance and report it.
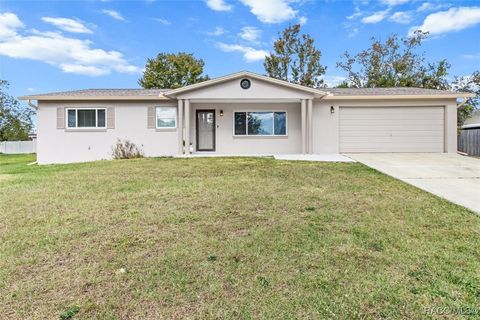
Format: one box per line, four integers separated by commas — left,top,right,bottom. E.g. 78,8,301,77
0,154,479,319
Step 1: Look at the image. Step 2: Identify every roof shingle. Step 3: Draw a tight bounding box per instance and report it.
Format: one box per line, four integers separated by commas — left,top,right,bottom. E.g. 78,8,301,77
20,88,167,99
325,87,460,96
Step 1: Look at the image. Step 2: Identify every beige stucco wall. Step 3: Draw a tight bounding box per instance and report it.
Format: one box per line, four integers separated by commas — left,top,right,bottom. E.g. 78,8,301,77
177,77,314,100
312,98,458,154
189,103,302,154
36,101,178,164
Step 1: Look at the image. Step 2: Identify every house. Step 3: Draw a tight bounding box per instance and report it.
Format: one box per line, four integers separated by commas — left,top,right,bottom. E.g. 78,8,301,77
19,71,474,165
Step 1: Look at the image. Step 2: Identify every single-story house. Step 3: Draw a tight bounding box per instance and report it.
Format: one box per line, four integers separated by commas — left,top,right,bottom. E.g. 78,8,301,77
19,71,474,164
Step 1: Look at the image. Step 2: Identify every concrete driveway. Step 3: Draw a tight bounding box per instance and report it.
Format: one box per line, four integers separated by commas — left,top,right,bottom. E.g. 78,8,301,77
347,153,480,214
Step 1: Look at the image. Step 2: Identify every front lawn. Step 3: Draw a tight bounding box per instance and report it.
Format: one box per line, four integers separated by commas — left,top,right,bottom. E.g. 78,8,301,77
0,154,479,319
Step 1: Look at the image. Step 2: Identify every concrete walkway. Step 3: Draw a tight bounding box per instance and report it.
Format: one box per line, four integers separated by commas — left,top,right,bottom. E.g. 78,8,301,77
348,153,480,214
274,154,355,162
180,153,355,162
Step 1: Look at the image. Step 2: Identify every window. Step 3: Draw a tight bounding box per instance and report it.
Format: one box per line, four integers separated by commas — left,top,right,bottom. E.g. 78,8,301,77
234,111,287,136
156,106,177,129
67,108,106,128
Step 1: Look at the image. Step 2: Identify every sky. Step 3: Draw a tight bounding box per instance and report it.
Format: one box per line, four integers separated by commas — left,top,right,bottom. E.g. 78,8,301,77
1,0,480,98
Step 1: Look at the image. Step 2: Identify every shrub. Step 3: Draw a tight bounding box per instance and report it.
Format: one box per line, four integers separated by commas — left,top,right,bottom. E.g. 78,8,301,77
112,139,144,159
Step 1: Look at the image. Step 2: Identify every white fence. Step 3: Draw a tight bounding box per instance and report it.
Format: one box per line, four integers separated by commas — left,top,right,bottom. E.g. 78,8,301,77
0,140,37,154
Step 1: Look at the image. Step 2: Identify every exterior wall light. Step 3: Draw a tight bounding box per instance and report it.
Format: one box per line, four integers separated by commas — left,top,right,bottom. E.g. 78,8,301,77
219,109,224,117
330,106,335,114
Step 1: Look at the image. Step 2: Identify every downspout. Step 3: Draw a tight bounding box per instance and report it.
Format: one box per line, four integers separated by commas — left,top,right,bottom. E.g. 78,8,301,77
27,99,38,109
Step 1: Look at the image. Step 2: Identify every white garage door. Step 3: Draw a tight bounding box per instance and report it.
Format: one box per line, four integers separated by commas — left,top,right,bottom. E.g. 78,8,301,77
339,106,444,153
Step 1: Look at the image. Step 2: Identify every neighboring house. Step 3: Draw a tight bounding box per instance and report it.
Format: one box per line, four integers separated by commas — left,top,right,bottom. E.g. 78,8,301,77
19,71,474,164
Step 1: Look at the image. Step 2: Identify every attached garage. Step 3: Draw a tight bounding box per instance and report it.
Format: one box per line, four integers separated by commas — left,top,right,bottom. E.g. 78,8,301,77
339,106,445,153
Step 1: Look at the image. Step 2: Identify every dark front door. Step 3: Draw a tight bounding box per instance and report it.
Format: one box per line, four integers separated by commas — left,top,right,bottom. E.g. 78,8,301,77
196,110,216,151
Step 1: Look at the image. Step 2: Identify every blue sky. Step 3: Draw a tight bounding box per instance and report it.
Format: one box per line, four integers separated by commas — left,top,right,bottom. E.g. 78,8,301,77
1,0,480,97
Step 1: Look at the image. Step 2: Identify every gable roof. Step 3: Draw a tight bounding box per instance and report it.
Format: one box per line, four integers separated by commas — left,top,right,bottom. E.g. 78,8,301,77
326,87,461,96
18,71,475,101
322,87,474,100
163,71,329,98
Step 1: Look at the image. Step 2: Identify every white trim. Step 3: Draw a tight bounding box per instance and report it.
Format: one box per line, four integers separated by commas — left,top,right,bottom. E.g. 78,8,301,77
65,107,107,129
462,123,480,129
155,106,177,129
164,71,328,97
232,110,288,137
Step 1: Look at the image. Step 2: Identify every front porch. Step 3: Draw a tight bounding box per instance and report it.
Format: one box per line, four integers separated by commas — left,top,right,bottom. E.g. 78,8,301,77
176,99,316,156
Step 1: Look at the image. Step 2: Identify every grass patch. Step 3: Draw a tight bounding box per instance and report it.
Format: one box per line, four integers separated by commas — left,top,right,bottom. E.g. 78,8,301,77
0,154,479,319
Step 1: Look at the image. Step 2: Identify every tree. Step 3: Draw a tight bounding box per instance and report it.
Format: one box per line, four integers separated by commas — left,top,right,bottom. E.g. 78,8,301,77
138,52,209,89
0,80,34,141
336,30,449,89
264,24,326,88
451,71,480,128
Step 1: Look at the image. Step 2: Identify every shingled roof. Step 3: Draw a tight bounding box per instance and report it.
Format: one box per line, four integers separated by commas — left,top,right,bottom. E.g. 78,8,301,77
325,87,461,96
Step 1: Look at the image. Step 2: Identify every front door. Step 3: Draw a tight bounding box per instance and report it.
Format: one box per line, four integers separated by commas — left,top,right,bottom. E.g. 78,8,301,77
196,110,216,151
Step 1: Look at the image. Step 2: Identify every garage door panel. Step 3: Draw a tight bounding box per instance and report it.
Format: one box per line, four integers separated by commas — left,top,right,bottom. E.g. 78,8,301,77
339,107,444,153
340,113,444,120
341,107,443,114
341,125,443,132
341,130,443,137
341,136,443,143
342,142,444,152
340,119,444,126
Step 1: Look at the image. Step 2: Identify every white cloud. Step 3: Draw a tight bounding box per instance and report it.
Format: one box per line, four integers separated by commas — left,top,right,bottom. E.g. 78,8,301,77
389,11,412,24
409,7,480,36
217,43,268,62
0,13,140,76
205,0,233,12
238,26,261,42
347,11,363,20
417,2,450,12
348,28,359,38
0,12,24,39
324,75,347,87
207,26,226,36
154,18,171,25
361,10,390,23
381,0,409,6
41,17,93,34
298,16,307,25
102,10,125,21
240,0,297,24
462,53,480,59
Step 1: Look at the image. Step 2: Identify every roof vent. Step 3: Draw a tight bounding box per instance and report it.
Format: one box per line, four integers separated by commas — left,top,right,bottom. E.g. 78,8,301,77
240,79,251,89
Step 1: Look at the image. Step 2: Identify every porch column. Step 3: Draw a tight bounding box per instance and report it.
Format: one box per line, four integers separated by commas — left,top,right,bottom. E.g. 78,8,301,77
177,99,184,155
301,99,307,154
307,99,313,154
184,99,191,155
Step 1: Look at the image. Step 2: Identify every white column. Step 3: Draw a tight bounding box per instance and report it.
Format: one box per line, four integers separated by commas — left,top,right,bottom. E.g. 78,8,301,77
177,99,184,155
307,99,313,154
301,99,307,154
184,99,191,155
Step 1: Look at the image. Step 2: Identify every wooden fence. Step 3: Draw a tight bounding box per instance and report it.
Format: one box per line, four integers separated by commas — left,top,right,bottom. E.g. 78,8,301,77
458,128,480,156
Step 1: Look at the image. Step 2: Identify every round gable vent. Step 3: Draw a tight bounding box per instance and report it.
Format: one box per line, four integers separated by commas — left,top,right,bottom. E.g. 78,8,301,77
240,78,251,89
